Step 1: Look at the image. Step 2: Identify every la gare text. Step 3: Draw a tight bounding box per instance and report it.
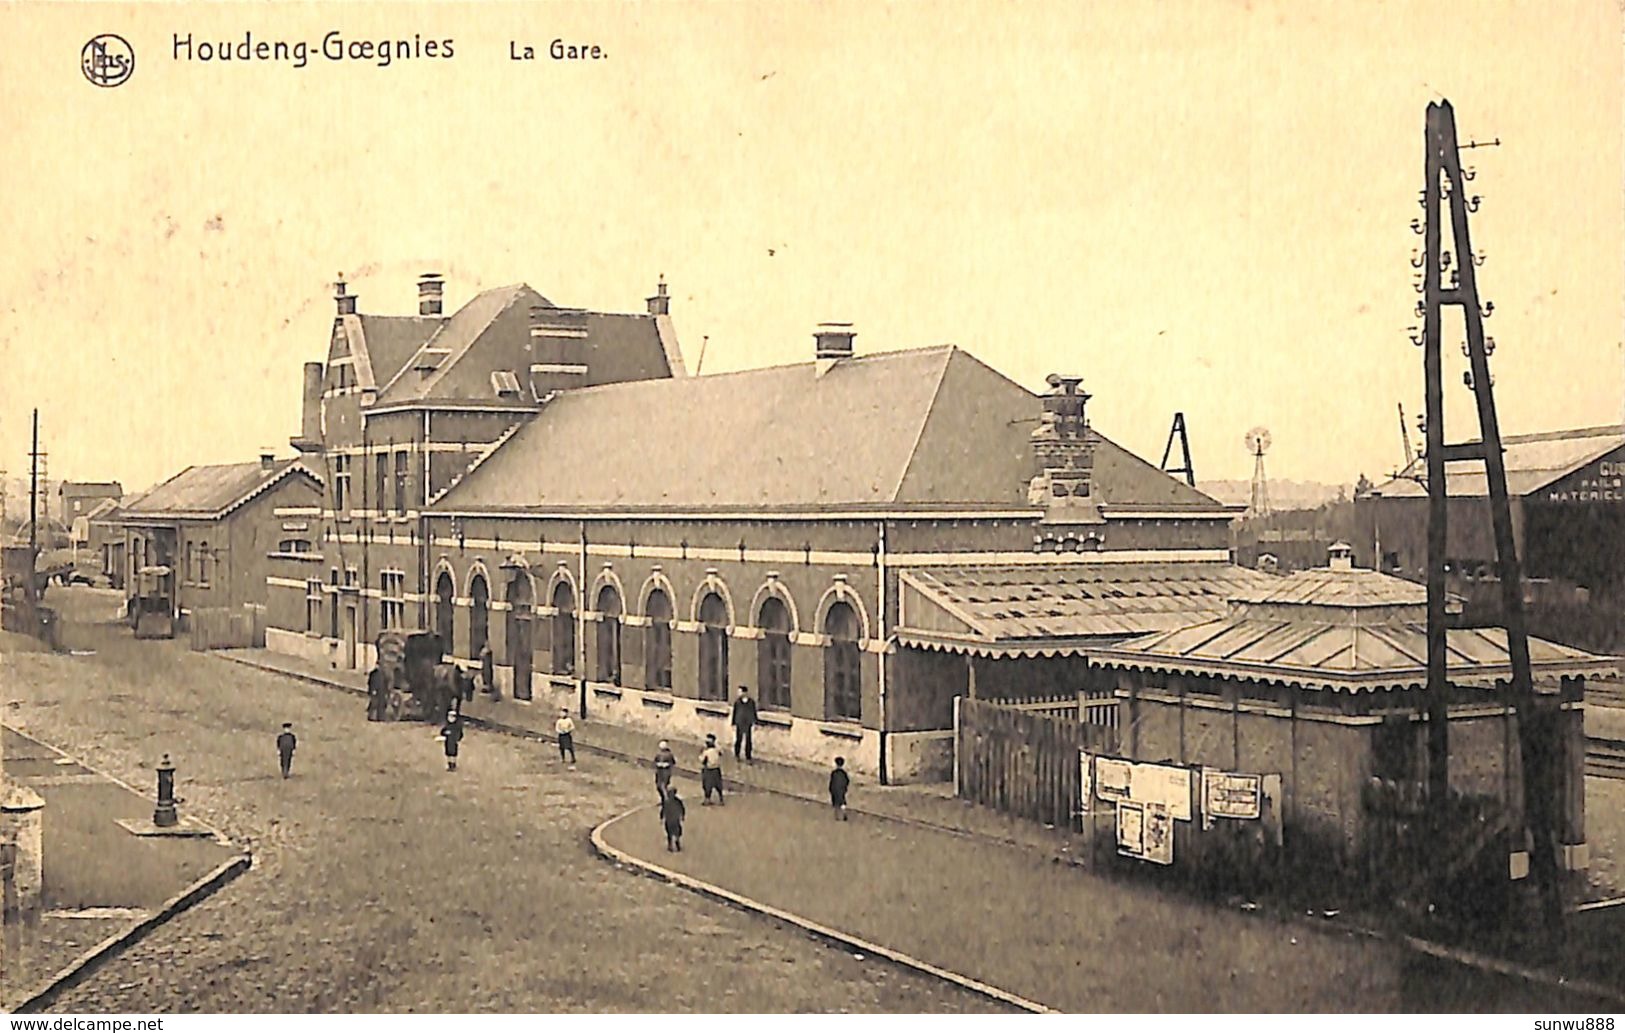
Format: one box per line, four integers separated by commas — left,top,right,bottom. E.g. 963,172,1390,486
512,39,606,60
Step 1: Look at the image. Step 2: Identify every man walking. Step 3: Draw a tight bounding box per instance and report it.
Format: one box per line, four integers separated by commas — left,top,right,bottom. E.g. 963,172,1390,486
555,707,577,766
829,756,851,820
440,713,464,772
276,722,297,779
699,733,725,805
366,665,389,722
731,686,757,762
479,642,496,699
660,785,687,852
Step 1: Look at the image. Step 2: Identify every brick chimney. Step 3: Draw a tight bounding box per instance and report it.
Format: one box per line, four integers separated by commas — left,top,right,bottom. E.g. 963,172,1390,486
646,275,670,317
1028,374,1105,539
259,450,277,473
526,304,590,400
334,278,356,316
418,273,445,316
291,361,324,453
814,323,855,377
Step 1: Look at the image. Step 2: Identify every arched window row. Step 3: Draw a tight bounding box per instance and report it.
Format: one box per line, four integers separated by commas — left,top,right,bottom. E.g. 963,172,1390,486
429,563,863,723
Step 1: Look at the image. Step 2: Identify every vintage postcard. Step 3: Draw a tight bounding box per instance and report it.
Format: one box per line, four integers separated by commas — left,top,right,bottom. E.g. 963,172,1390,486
1,0,1622,1021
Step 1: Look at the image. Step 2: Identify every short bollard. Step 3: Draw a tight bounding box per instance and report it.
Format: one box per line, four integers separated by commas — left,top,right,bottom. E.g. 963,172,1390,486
154,753,178,828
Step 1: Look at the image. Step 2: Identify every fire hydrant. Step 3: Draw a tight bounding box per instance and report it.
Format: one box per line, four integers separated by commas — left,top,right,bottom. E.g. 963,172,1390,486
154,754,178,828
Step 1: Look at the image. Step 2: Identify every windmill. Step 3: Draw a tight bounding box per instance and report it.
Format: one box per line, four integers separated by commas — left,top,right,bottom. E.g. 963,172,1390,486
1244,426,1271,517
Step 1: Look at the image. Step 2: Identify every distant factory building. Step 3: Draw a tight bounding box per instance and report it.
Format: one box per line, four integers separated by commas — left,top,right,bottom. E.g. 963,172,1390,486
1358,423,1625,652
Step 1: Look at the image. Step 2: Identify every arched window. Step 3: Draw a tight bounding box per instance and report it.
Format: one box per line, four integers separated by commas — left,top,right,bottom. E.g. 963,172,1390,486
469,575,490,658
645,589,673,691
507,574,535,700
757,596,792,711
596,584,622,686
552,580,576,676
824,601,862,721
698,592,729,702
434,572,455,649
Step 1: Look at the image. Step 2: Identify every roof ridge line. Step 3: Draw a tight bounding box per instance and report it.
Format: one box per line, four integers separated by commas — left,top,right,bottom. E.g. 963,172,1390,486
889,346,959,503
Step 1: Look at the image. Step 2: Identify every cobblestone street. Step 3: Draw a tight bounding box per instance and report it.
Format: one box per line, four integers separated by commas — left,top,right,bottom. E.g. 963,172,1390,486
2,590,996,1013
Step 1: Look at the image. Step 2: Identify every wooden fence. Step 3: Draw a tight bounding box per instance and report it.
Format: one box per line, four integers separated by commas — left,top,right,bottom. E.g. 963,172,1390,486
956,697,1120,829
188,604,267,651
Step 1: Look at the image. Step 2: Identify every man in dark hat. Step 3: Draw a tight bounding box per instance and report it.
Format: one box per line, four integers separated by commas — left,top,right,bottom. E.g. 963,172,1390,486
277,722,297,779
731,686,758,763
699,733,725,805
367,665,389,721
660,784,687,852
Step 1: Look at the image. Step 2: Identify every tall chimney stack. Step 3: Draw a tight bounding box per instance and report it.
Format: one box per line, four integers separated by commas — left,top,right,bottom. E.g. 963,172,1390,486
292,361,324,452
418,273,445,316
335,278,356,317
814,323,855,377
646,275,670,317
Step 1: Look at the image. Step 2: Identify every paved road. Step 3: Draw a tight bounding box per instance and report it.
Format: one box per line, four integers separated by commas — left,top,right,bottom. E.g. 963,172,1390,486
4,590,995,1013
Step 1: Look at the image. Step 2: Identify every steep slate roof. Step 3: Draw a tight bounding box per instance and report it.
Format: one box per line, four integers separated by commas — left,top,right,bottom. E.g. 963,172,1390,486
355,314,444,387
436,345,1232,512
120,458,320,520
1374,424,1625,499
370,285,675,406
1091,565,1617,691
896,562,1277,656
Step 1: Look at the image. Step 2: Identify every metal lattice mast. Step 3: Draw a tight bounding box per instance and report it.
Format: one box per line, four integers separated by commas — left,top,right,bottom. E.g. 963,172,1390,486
1160,412,1196,486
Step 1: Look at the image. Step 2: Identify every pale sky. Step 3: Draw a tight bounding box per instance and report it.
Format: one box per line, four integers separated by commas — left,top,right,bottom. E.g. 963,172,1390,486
2,1,1620,495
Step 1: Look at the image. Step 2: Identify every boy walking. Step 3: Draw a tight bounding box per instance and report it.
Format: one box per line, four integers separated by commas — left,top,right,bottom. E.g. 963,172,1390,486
555,707,577,766
440,713,464,771
699,733,725,805
652,740,676,802
660,785,687,852
829,756,851,820
276,723,297,779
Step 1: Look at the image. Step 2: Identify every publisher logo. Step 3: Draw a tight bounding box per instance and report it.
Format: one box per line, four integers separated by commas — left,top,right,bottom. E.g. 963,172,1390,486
82,34,134,88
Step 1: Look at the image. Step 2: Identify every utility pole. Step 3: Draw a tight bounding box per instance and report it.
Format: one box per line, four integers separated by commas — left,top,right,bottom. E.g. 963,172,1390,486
1418,101,1557,928
29,409,40,555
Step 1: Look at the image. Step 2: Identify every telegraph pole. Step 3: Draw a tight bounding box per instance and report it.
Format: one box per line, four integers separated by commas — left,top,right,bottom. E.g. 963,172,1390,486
1418,102,1557,928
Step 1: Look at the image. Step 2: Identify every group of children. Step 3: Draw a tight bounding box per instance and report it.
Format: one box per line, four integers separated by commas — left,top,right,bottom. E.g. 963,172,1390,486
653,734,851,852
277,704,856,854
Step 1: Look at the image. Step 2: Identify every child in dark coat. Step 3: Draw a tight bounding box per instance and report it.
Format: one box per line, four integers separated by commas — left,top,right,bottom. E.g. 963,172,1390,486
440,714,464,771
829,756,851,820
660,785,687,851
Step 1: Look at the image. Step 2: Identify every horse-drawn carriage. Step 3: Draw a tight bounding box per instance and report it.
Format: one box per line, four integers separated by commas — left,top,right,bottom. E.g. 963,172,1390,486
369,628,472,723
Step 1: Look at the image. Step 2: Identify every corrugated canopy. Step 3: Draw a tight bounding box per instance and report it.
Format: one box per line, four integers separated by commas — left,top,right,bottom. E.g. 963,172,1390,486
896,562,1277,657
1092,608,1618,692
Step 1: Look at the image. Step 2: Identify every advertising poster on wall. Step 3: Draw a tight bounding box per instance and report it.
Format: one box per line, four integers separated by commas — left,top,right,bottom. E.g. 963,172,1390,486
1097,757,1132,803
1079,751,1093,817
1116,801,1145,857
1134,763,1193,822
1202,769,1263,820
1143,803,1174,865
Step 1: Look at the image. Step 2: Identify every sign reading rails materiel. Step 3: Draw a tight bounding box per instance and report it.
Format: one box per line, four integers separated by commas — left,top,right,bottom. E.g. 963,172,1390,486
1202,769,1263,820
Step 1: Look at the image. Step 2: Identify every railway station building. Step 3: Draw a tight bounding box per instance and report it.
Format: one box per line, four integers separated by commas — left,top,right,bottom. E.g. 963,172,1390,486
265,276,1263,781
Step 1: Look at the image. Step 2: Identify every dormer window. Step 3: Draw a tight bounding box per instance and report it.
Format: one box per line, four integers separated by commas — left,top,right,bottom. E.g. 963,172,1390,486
491,370,523,399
